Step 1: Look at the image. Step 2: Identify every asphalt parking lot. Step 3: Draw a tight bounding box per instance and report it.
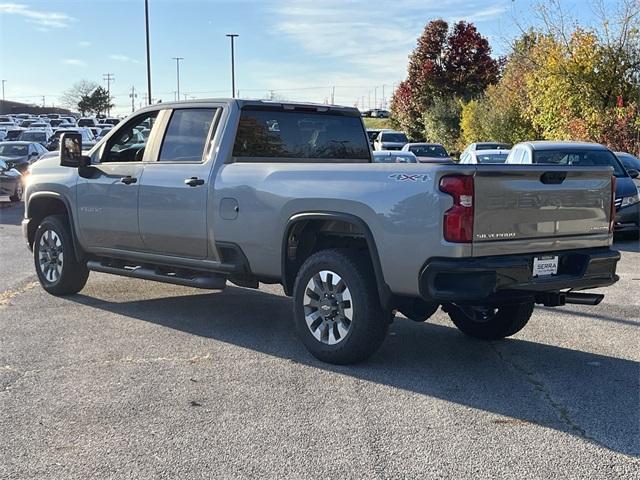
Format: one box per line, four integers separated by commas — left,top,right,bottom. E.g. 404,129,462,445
0,201,638,479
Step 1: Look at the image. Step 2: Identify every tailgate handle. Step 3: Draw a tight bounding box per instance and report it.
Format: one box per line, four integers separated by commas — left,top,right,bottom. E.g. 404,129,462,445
540,171,567,184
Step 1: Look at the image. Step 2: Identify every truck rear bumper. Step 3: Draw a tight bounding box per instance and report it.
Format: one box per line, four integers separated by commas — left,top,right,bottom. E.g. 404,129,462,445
419,247,620,304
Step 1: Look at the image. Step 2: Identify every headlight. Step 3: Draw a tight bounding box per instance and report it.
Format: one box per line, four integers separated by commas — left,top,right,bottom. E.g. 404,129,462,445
620,193,640,208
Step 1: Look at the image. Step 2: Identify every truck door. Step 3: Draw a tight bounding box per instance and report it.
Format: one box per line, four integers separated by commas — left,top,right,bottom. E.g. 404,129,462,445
76,110,159,251
138,107,220,259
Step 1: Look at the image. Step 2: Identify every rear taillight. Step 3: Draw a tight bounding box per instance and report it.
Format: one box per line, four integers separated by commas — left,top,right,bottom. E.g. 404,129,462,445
439,175,474,243
609,175,616,234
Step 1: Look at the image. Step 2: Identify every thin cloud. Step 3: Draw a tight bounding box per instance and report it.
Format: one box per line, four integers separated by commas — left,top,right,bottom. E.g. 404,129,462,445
109,54,139,64
0,2,74,28
63,59,86,67
272,0,508,77
77,40,92,47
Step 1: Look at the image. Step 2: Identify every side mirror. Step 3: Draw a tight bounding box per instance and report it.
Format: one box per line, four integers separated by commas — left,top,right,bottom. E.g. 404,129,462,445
60,132,89,168
627,168,639,179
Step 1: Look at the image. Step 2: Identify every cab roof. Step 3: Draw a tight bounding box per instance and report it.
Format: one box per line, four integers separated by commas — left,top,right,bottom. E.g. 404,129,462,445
522,141,609,151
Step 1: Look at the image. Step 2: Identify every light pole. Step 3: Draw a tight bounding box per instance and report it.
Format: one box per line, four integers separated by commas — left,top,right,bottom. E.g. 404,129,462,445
145,0,152,105
172,57,183,100
226,34,238,98
1,80,6,102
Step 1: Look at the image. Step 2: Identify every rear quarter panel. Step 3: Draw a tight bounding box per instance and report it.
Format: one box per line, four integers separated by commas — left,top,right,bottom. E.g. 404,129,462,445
213,163,472,296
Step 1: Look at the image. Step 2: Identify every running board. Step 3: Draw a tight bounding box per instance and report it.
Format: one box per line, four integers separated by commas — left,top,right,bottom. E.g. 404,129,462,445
87,260,227,290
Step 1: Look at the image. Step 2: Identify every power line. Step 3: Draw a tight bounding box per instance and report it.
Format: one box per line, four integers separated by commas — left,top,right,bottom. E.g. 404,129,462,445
103,73,115,115
129,85,138,113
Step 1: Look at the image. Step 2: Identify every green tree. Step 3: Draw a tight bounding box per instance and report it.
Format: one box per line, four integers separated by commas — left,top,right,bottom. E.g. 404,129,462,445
422,97,462,151
78,86,114,116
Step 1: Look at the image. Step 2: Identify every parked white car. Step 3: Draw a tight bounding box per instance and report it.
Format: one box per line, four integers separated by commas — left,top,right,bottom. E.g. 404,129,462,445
374,130,409,151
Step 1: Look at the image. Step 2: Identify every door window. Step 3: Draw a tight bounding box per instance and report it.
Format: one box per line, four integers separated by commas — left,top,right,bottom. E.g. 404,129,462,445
101,111,158,163
158,108,217,162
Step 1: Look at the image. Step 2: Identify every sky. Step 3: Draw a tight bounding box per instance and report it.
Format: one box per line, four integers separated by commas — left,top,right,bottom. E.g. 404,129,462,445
0,0,621,115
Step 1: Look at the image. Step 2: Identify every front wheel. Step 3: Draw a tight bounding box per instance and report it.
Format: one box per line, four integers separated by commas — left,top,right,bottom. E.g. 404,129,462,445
293,249,389,364
445,302,534,340
33,215,89,295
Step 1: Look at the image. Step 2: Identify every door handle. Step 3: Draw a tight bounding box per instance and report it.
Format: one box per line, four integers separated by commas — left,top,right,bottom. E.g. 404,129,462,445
185,177,205,187
120,176,137,185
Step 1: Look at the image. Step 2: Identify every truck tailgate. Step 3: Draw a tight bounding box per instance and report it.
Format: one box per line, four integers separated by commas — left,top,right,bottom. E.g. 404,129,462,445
472,166,613,256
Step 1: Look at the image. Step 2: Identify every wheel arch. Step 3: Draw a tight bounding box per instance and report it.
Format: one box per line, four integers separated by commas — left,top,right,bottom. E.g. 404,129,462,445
281,211,391,307
26,192,84,262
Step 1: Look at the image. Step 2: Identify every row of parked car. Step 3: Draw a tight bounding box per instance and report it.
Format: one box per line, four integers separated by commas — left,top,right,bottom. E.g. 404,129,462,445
367,129,640,237
0,112,125,202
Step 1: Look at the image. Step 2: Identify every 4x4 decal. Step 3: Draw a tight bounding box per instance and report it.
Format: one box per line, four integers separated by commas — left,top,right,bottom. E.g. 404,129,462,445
389,173,431,182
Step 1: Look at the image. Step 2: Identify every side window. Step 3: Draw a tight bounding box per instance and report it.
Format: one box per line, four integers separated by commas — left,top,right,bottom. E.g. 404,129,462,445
158,108,217,162
233,108,370,162
102,111,158,163
522,149,532,164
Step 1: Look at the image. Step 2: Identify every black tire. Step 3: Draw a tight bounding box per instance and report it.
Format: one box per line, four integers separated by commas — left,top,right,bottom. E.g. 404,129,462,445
9,182,23,202
293,249,389,364
33,215,89,295
445,302,534,340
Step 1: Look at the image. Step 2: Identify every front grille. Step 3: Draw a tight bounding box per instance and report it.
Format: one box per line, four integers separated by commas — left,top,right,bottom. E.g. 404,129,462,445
614,198,622,210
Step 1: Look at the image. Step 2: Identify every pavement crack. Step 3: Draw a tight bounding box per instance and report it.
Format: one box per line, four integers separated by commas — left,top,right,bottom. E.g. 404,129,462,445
489,342,594,441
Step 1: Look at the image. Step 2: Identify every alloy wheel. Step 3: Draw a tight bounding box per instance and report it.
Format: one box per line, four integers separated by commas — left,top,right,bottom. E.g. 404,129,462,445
38,230,64,283
303,270,353,345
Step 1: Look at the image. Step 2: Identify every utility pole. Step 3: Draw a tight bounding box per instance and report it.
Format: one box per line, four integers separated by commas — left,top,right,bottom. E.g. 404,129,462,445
374,86,377,109
145,0,152,105
1,80,6,102
42,96,45,108
226,34,239,98
183,93,188,101
171,57,183,100
129,85,137,113
103,73,115,115
331,86,335,104
368,91,371,109
382,84,385,109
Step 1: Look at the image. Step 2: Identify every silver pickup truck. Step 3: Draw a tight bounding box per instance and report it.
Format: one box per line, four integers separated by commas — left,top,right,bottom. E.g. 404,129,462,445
23,99,620,364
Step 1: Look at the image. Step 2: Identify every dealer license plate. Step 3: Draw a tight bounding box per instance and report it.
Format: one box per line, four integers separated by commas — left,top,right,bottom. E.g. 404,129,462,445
533,256,558,277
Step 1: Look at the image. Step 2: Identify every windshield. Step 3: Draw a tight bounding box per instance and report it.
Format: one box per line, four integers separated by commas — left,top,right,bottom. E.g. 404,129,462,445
19,131,46,141
409,145,448,157
0,144,28,156
381,133,408,143
477,152,508,163
533,149,626,177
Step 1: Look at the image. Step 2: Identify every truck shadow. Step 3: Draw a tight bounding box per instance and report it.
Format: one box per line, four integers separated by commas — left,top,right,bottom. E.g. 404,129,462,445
70,286,639,457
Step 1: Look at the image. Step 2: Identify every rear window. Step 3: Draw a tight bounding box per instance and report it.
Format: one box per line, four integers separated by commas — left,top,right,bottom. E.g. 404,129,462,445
233,108,370,162
477,143,510,150
477,153,508,163
408,144,448,157
533,149,626,177
19,131,46,141
380,132,408,143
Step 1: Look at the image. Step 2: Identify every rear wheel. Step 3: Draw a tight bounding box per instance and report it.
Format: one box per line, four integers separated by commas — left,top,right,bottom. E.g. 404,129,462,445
293,249,389,364
33,215,89,295
445,302,534,340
